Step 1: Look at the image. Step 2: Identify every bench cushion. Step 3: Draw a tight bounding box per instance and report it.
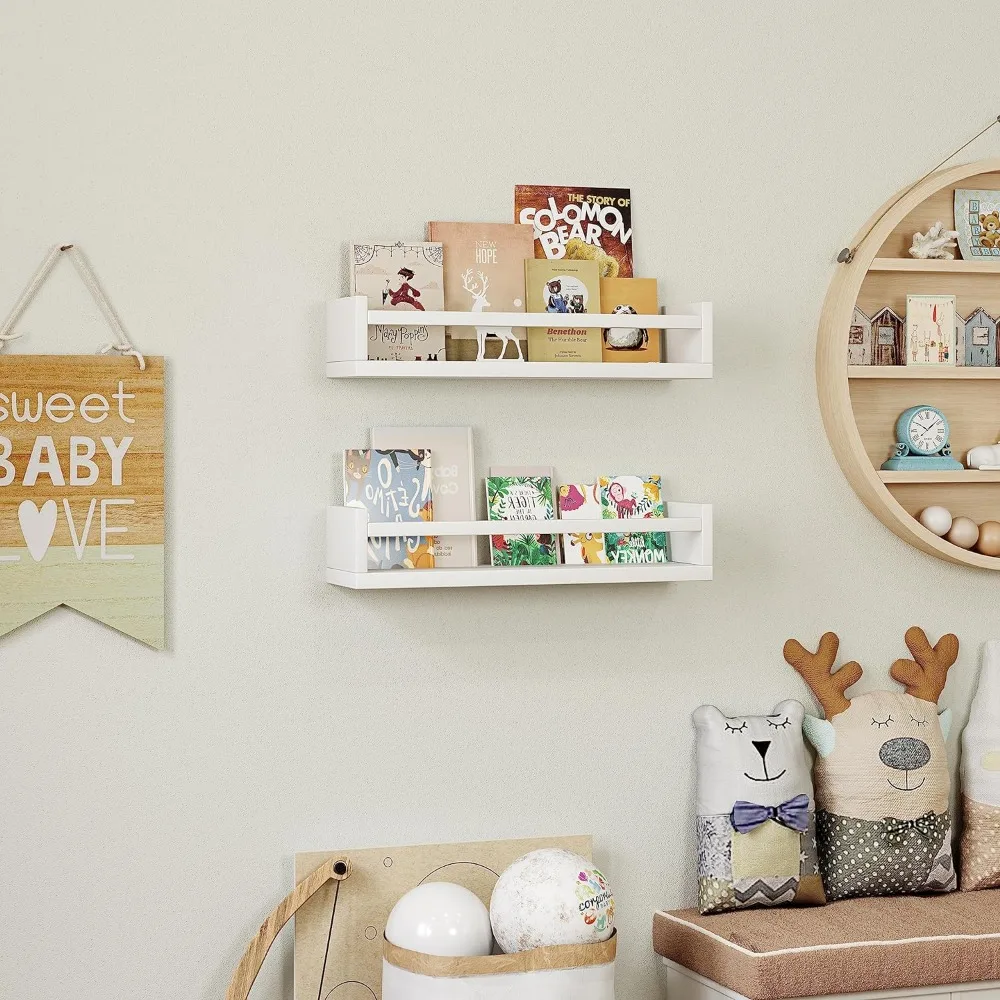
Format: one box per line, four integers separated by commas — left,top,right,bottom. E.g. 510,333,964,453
653,892,1000,1000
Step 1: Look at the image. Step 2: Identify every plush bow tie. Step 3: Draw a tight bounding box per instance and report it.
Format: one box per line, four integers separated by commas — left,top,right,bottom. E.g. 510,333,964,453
883,811,937,845
730,793,810,835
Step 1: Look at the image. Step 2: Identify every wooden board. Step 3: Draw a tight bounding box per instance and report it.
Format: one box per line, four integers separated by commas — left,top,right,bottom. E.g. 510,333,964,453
0,355,164,647
294,835,591,1000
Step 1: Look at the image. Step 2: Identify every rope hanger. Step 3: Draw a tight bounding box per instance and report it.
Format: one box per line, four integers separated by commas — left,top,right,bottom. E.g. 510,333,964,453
0,244,146,370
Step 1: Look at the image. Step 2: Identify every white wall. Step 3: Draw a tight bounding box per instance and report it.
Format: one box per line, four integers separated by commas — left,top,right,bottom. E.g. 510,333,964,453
2,2,998,998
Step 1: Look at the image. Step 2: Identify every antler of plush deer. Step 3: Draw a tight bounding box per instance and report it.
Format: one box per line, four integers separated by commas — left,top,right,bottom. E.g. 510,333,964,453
889,626,959,703
783,632,863,719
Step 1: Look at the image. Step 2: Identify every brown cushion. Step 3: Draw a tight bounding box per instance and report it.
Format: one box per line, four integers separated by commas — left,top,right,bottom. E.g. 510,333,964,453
653,892,1000,999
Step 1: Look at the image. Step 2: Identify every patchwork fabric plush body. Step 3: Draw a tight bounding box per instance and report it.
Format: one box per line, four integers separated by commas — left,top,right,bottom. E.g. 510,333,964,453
785,628,958,902
961,640,1000,890
692,700,825,914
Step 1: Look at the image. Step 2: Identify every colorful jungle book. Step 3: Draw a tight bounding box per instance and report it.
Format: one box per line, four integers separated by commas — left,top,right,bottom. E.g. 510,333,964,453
600,277,660,363
599,474,669,564
486,466,557,567
514,185,634,277
557,482,608,565
370,427,477,568
524,259,602,362
343,448,435,570
350,241,445,361
425,222,534,360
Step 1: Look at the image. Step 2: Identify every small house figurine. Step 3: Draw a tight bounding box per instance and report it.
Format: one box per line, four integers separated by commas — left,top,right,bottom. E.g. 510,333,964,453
964,308,998,367
847,307,873,365
870,307,905,366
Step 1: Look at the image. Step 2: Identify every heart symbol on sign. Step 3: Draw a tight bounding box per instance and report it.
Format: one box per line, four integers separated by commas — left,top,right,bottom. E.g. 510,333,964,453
18,500,58,562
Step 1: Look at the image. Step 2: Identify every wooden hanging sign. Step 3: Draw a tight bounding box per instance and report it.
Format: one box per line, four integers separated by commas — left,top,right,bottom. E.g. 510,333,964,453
0,355,165,648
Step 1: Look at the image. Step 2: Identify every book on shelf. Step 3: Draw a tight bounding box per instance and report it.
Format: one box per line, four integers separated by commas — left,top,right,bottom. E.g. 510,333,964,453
600,277,660,363
351,241,446,361
344,448,435,569
371,427,478,567
486,466,557,567
598,474,669,564
524,259,602,362
558,482,608,565
514,185,634,278
426,222,534,360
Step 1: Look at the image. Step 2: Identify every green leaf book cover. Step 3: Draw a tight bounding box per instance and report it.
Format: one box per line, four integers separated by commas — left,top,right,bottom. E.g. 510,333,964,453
598,474,670,564
486,467,557,567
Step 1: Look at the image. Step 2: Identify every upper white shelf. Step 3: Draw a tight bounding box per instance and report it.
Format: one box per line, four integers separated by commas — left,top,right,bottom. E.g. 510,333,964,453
326,296,713,380
868,258,1000,273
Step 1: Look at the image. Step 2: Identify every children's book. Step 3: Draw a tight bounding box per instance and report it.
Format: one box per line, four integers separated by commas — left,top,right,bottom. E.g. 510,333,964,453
515,185,633,277
426,222,534,358
558,482,608,565
599,277,660,363
486,465,557,567
344,448,435,570
524,259,602,362
370,427,477,567
598,474,669,564
351,242,445,361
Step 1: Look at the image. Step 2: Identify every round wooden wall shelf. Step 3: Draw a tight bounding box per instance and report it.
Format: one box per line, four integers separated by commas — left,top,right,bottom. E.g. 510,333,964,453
817,158,1000,570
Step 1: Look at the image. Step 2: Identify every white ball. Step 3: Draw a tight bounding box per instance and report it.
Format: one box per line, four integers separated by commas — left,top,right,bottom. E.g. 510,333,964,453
947,515,980,550
386,882,493,957
919,505,952,536
490,849,614,953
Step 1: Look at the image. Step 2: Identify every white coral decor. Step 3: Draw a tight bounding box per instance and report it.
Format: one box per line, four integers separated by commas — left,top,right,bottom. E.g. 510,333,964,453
909,221,959,259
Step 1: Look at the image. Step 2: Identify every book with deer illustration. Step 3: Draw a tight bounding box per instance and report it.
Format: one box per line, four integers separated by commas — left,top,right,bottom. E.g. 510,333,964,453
598,474,669,564
370,427,477,567
557,482,608,565
524,259,602,362
486,466,557,567
515,185,634,278
344,448,435,570
426,222,534,359
350,242,446,361
600,277,660,363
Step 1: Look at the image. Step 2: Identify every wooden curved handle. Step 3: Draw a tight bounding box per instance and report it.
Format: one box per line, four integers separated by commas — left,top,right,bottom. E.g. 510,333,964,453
226,857,350,1000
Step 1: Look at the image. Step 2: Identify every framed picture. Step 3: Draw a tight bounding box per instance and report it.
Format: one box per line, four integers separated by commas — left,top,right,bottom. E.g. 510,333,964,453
906,294,957,367
954,189,1000,259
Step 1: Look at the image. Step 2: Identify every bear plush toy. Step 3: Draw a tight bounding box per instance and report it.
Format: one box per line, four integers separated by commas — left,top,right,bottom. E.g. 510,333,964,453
784,627,958,901
692,700,825,914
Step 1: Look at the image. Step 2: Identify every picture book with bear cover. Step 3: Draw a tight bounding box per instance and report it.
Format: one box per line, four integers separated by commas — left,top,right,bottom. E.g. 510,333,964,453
599,277,660,363
598,474,669,564
351,241,445,361
515,185,633,278
524,259,602,362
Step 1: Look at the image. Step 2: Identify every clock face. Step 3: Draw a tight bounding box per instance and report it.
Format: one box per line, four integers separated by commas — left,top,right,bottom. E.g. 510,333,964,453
907,407,947,455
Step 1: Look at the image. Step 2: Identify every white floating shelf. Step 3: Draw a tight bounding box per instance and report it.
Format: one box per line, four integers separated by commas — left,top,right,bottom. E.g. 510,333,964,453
326,295,712,380
326,503,713,590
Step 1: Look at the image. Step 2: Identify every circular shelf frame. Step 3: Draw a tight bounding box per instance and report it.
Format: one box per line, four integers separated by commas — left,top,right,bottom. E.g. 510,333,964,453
817,157,1000,570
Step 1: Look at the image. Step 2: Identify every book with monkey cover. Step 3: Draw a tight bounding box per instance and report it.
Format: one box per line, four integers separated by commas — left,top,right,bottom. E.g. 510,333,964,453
515,185,633,278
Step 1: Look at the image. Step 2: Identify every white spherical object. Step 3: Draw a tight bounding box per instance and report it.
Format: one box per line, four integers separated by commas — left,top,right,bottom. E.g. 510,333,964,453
490,848,614,953
918,505,953,536
947,515,980,550
386,882,493,957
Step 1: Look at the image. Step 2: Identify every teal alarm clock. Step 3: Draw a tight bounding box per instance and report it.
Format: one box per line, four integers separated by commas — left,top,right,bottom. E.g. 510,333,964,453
881,404,963,471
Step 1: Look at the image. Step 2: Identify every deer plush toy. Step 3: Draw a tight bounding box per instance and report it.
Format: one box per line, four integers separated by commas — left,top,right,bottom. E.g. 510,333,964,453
784,627,958,901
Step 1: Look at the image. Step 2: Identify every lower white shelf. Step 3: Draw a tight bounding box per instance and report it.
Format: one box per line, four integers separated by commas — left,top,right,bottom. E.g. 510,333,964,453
326,503,713,590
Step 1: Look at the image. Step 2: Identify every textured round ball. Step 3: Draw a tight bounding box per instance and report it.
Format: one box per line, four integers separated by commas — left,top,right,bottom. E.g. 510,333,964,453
918,506,952,536
976,521,1000,557
946,516,979,550
489,849,614,953
386,882,493,957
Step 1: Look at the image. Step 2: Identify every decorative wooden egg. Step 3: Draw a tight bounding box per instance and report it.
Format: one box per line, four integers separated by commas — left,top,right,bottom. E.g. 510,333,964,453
947,516,980,550
489,848,614,953
817,158,1000,570
919,506,953,536
976,521,1000,557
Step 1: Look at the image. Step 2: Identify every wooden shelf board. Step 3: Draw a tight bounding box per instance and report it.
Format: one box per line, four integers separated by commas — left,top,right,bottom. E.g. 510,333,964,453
869,257,1000,273
326,563,713,589
848,366,1000,379
879,471,1000,484
327,360,713,380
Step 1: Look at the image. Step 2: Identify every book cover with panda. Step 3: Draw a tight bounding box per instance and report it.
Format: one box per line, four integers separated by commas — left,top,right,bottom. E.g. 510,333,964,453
599,277,660,363
514,185,634,278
